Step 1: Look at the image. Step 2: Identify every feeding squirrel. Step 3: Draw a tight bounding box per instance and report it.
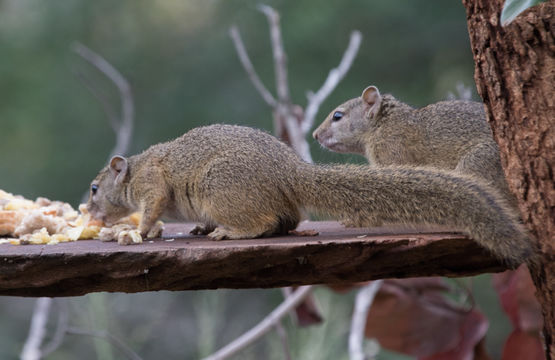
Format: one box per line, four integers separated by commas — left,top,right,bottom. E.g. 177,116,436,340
313,85,516,206
86,124,533,268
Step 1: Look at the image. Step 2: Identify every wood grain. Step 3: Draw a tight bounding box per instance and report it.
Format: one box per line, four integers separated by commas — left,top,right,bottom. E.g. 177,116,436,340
0,222,506,297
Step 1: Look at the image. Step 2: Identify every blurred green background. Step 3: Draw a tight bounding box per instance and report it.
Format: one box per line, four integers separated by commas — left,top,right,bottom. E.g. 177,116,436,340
0,0,511,359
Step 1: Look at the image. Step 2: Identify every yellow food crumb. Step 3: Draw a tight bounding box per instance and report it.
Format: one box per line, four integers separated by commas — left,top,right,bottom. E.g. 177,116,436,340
28,228,51,245
79,225,101,240
51,234,72,243
0,190,158,245
4,198,38,211
65,226,84,241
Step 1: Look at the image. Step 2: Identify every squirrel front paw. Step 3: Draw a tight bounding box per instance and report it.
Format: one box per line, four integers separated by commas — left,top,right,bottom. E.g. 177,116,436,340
146,221,164,238
117,229,143,245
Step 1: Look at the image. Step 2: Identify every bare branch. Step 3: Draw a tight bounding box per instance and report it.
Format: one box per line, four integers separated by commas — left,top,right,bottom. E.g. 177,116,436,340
72,69,120,132
274,321,292,360
282,111,313,163
349,281,383,360
41,299,70,358
71,42,134,158
202,285,314,360
229,25,277,108
302,31,362,134
21,297,53,360
280,287,295,321
66,327,142,360
257,4,290,103
447,81,473,101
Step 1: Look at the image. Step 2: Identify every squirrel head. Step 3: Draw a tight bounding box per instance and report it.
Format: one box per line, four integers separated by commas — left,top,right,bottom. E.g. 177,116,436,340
86,155,134,225
312,85,383,155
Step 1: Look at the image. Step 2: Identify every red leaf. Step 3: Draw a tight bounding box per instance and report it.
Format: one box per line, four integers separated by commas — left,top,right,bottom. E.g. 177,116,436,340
293,292,323,326
501,330,545,360
364,278,489,359
492,265,543,332
421,310,489,360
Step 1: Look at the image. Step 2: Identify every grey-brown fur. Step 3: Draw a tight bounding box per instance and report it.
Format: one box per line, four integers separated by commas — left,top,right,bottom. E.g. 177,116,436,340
87,124,533,268
313,86,514,205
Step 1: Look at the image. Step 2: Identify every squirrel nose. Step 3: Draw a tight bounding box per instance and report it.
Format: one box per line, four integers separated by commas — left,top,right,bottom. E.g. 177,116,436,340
313,130,319,140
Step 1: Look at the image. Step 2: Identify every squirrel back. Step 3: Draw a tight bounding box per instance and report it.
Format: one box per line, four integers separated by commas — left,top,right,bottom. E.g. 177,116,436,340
313,86,512,203
87,124,533,268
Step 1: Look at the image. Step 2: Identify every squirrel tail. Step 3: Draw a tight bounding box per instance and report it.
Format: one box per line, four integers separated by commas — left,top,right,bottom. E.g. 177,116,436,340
296,164,535,268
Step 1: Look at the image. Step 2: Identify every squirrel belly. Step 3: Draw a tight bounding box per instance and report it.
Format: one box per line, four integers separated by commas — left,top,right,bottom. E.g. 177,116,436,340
87,124,533,268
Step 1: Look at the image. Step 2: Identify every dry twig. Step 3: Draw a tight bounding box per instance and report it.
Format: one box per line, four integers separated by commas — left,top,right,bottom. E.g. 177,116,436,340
40,299,69,357
71,42,135,203
229,26,277,108
71,42,134,160
21,298,53,360
229,5,361,164
257,4,311,162
274,321,292,360
257,4,290,104
348,281,383,360
202,286,313,360
302,31,362,134
72,70,120,132
66,327,142,360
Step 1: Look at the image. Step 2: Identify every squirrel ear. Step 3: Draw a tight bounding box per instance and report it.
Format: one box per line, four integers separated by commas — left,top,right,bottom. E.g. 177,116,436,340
361,85,382,107
109,155,128,184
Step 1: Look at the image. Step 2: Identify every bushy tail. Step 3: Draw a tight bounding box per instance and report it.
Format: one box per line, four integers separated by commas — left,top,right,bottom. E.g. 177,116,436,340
296,163,535,268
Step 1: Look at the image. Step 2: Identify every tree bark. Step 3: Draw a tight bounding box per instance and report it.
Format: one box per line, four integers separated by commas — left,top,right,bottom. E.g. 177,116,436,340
462,0,554,358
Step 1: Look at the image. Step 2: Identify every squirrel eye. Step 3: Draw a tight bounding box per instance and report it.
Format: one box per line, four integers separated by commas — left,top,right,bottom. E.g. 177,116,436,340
91,184,98,195
332,111,344,121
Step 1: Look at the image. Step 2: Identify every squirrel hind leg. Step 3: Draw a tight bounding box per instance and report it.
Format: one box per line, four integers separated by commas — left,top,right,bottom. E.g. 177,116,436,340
207,221,293,241
206,212,300,241
207,227,256,241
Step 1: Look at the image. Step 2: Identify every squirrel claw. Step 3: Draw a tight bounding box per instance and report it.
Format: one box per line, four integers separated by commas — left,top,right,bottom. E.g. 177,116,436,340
207,227,228,241
146,221,164,239
190,223,216,236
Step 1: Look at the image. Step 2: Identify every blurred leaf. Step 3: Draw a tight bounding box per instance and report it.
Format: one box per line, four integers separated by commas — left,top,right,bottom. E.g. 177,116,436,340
492,265,543,332
501,330,545,360
363,278,489,359
292,291,324,327
501,0,546,26
492,266,545,360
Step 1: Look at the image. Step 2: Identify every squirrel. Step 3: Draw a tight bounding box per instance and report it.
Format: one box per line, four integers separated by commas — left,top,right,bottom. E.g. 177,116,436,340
86,124,533,268
312,85,516,206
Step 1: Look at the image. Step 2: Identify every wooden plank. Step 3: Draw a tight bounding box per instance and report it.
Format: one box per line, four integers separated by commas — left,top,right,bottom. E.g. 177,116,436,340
0,222,506,297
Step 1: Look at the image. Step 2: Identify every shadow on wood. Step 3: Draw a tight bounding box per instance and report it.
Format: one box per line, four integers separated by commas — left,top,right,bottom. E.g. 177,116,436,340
0,221,506,297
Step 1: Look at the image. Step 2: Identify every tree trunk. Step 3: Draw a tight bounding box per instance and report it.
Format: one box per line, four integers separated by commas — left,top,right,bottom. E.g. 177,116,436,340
462,0,554,358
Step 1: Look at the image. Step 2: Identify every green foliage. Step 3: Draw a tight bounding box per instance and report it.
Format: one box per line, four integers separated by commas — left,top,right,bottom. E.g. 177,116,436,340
501,0,547,26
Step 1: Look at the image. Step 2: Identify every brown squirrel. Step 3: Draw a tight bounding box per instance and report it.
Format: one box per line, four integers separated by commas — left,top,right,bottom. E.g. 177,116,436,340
86,124,533,268
313,85,515,206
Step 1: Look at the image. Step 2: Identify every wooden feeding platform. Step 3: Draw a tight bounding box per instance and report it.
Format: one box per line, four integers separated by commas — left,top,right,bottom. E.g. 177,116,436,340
0,221,507,297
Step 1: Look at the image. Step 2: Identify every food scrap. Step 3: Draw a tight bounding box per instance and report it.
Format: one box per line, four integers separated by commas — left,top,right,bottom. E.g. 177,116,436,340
0,189,161,245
